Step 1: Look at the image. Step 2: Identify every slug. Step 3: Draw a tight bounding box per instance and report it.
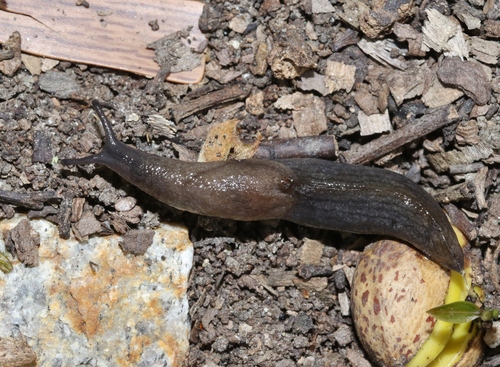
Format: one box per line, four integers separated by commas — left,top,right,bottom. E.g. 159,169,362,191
61,100,464,272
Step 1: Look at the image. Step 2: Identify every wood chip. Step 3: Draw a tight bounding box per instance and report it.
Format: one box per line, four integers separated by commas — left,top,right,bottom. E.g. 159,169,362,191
483,19,500,38
0,31,21,76
70,197,86,223
339,0,369,29
324,60,356,93
299,238,324,265
297,70,329,96
275,92,328,137
437,57,492,105
427,142,494,173
478,193,500,238
421,77,464,108
386,61,433,106
147,114,177,138
452,0,483,30
357,109,392,136
266,269,297,287
455,120,480,146
359,0,413,39
229,13,252,34
393,22,426,56
469,37,500,65
338,292,351,316
21,53,42,75
346,348,372,367
268,25,317,79
5,219,40,267
245,91,265,116
434,182,475,204
357,38,408,70
250,41,268,76
293,277,328,292
353,85,381,115
422,8,468,59
473,166,488,210
0,335,37,367
72,210,102,240
114,197,137,212
118,206,143,224
119,229,155,255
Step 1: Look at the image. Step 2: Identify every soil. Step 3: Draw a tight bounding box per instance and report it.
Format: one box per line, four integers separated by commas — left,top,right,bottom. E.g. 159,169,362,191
1,0,500,366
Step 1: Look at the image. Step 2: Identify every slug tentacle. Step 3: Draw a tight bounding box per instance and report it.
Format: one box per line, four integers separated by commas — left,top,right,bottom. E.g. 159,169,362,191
61,100,134,168
61,100,464,272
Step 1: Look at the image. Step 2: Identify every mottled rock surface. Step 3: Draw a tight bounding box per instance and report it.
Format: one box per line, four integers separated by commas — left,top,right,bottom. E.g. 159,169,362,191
0,215,193,367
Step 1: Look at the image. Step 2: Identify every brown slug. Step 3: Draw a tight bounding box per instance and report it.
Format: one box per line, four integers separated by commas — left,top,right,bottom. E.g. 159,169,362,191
61,100,464,272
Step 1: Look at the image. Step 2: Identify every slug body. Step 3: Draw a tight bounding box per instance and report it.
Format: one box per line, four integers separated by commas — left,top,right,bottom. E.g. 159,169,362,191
61,100,463,272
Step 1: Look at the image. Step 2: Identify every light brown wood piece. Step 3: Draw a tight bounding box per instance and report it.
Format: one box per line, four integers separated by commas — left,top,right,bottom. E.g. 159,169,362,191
0,0,205,83
422,8,468,59
357,109,391,136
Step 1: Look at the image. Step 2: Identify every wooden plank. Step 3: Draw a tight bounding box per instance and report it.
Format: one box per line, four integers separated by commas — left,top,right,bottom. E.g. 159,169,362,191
0,0,205,84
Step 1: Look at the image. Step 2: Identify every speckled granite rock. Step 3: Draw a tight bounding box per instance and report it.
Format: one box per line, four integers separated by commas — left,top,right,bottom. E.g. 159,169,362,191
0,215,193,367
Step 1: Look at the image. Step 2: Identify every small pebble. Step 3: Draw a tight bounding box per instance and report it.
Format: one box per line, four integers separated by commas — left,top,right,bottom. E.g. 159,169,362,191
114,197,137,212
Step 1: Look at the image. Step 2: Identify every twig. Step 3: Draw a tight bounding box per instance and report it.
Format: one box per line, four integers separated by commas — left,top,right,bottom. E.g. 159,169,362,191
253,135,338,160
491,244,500,294
343,106,459,165
0,189,60,210
170,84,250,122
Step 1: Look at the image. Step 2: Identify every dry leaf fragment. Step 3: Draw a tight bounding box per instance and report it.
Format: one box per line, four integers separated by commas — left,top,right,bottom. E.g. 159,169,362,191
198,119,260,162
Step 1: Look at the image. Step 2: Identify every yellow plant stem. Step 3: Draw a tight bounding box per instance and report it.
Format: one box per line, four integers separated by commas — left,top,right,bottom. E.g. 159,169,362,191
427,323,476,367
406,227,472,367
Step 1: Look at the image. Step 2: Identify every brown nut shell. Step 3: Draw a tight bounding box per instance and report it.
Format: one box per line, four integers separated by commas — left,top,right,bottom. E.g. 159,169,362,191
351,240,450,367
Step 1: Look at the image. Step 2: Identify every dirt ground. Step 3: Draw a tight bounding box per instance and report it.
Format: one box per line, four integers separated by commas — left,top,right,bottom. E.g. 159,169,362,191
1,0,500,366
